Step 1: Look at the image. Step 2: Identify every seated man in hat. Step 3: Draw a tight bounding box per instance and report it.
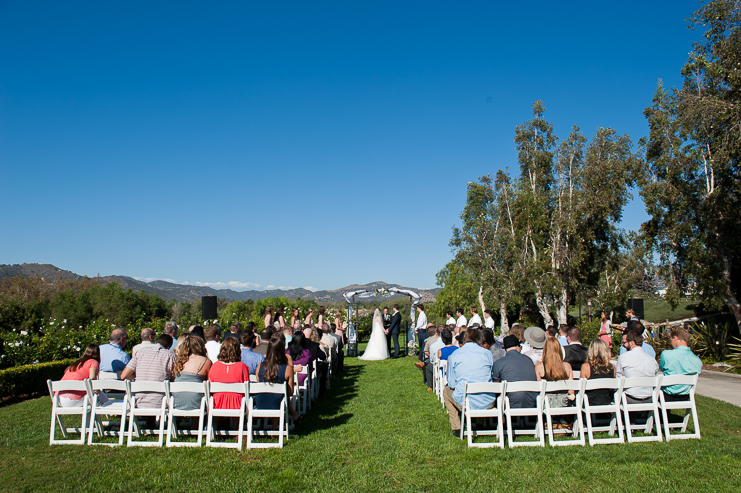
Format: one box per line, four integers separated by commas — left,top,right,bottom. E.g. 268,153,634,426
491,334,538,408
443,328,495,436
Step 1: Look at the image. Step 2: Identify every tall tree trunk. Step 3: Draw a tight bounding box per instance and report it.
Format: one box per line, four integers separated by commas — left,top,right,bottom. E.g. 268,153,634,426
555,287,568,325
719,246,741,328
478,286,486,315
534,283,554,327
499,302,510,335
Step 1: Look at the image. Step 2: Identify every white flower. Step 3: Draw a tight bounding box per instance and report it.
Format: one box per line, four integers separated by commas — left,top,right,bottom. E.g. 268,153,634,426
49,321,54,325
63,319,67,323
20,330,27,336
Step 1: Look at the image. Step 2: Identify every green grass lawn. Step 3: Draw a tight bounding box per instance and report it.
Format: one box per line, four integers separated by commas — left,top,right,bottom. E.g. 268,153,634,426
1,355,740,492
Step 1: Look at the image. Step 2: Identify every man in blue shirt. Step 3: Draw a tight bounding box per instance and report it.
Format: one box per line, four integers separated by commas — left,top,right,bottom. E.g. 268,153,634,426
99,328,130,372
240,331,265,375
443,328,495,436
660,327,702,401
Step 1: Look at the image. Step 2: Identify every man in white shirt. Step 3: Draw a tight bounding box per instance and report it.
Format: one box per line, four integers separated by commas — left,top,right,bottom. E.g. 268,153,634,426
132,328,155,358
468,307,482,327
445,311,456,327
414,304,428,363
483,309,495,329
321,324,339,374
455,308,467,329
615,329,659,402
204,325,222,363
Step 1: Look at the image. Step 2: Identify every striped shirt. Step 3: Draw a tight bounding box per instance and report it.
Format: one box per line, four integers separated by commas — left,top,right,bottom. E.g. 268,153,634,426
125,343,177,408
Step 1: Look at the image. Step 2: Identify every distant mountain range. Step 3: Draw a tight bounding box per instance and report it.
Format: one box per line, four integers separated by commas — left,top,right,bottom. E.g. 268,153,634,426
0,263,440,304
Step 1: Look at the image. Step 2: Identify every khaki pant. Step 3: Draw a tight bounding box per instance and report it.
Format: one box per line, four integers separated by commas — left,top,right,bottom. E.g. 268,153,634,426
443,386,463,430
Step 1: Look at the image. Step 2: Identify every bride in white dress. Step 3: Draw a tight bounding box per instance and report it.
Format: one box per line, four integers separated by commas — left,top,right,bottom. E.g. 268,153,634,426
359,308,390,361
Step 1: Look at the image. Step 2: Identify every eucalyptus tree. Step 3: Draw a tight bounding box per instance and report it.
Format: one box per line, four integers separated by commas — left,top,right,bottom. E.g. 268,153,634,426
641,0,741,326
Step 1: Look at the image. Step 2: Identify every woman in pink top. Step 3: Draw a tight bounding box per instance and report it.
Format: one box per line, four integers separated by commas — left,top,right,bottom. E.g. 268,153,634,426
598,310,613,348
208,338,250,409
57,344,100,407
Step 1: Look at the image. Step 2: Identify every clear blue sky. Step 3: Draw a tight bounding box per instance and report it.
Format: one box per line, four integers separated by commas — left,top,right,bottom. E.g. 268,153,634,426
0,1,700,291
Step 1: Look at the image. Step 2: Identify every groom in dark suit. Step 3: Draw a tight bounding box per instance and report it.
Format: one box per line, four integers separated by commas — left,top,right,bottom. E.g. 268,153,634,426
388,304,402,358
382,307,392,355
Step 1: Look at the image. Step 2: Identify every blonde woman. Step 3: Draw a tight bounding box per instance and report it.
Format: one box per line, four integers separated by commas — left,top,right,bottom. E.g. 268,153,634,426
580,338,615,406
263,306,274,329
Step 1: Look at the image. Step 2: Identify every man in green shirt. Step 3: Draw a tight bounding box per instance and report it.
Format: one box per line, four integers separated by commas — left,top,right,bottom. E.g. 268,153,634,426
659,327,702,401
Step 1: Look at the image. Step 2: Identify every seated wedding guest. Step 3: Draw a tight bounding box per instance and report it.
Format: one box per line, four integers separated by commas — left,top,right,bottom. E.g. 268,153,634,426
563,327,588,372
330,323,345,371
580,338,616,407
619,321,656,358
222,322,242,342
429,325,446,361
659,327,702,401
509,324,531,353
240,331,265,375
254,326,274,356
204,325,222,363
287,331,312,388
303,327,328,397
422,326,444,391
281,324,293,345
546,325,558,339
190,326,205,341
56,344,107,407
523,326,547,364
320,324,339,374
437,328,458,361
208,338,250,410
558,324,570,346
481,328,505,363
615,329,659,403
443,328,494,436
164,321,179,352
121,334,177,415
100,329,130,372
491,335,538,409
535,338,575,422
415,326,437,378
132,328,155,358
483,309,495,329
255,334,302,427
172,334,211,411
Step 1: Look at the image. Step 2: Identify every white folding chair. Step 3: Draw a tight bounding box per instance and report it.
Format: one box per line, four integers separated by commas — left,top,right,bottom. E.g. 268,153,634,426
621,376,663,443
248,382,288,448
572,370,581,379
87,379,129,446
460,382,506,448
582,377,624,446
295,367,310,415
166,380,209,447
47,379,91,445
126,381,168,447
205,382,249,450
503,380,546,447
98,371,122,380
543,380,585,446
436,360,448,406
659,374,701,441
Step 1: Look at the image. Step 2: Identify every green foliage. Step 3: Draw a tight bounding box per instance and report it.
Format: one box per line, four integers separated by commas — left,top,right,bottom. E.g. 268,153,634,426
0,359,74,398
690,318,738,362
431,261,476,324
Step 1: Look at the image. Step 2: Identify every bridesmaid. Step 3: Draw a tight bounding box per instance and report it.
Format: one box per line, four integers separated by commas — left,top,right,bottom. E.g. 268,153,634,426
334,309,344,342
264,306,274,329
317,306,326,328
304,308,315,327
275,307,287,329
290,308,301,327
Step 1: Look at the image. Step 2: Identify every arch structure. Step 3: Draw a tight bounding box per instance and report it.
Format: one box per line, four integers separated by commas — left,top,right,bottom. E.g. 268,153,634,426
342,287,422,356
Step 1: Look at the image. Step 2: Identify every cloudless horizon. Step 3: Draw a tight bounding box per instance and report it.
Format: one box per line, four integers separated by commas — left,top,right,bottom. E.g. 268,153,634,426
0,1,702,291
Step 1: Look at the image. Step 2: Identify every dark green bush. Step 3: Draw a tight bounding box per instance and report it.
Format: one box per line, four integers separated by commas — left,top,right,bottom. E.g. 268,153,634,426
0,359,74,398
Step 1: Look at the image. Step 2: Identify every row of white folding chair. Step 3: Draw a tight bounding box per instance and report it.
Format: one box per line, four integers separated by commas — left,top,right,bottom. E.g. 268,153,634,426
435,360,447,407
458,375,700,448
49,379,289,449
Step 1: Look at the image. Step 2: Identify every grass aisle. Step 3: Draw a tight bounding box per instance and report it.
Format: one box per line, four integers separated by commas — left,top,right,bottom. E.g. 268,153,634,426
1,355,741,492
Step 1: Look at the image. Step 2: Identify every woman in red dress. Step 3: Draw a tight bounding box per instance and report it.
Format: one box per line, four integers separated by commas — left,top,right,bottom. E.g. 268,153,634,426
208,338,249,410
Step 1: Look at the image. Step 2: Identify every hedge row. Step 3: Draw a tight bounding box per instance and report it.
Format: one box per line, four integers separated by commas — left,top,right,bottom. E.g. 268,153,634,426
0,359,74,398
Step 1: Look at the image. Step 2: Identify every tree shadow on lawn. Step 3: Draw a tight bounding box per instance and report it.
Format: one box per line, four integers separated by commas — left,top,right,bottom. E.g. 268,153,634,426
291,364,364,437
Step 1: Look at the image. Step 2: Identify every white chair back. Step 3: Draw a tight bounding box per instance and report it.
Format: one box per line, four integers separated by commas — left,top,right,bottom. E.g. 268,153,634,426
126,380,169,447
503,380,546,448
47,379,91,445
205,382,249,450
86,379,129,446
659,374,701,441
542,380,585,446
621,375,663,443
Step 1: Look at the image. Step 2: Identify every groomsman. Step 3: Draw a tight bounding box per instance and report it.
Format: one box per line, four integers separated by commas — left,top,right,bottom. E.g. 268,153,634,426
445,311,456,326
483,309,495,329
414,304,428,362
455,308,467,329
388,304,402,358
382,307,392,354
468,307,482,327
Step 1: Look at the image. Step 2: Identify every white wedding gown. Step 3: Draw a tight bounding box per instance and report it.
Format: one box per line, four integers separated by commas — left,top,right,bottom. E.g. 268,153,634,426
359,308,390,361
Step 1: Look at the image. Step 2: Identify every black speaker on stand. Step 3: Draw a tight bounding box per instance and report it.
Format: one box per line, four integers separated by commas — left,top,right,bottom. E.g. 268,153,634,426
627,298,644,320
202,296,218,321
